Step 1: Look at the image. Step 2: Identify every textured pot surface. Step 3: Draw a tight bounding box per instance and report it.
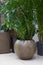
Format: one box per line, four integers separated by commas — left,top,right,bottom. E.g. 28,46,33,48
0,32,10,53
14,40,36,59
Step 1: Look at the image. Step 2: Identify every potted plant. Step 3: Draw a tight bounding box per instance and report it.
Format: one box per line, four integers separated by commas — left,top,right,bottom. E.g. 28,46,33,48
1,0,17,52
0,1,11,53
0,22,11,53
33,0,43,55
37,1,43,56
0,17,17,53
12,0,36,60
14,13,36,60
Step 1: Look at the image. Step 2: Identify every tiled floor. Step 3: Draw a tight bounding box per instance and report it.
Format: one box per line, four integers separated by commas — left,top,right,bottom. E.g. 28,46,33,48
0,53,43,65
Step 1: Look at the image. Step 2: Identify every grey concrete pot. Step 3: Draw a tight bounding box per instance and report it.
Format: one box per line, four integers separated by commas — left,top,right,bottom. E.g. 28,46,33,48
14,40,36,60
0,32,10,53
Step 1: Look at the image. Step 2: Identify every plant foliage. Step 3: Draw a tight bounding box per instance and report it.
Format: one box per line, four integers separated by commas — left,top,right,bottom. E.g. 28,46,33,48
33,0,43,41
1,0,35,40
33,0,43,33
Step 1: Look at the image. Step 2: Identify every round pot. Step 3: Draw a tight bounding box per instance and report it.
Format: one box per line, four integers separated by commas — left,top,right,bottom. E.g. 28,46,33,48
37,42,43,56
0,32,10,53
14,40,36,60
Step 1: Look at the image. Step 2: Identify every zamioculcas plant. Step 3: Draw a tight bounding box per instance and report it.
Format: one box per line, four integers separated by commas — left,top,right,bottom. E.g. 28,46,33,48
33,0,43,41
36,0,43,42
33,0,43,55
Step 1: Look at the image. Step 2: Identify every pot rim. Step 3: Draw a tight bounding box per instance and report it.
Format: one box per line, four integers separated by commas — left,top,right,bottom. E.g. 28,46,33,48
0,31,9,33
